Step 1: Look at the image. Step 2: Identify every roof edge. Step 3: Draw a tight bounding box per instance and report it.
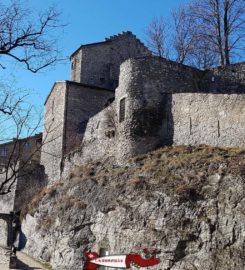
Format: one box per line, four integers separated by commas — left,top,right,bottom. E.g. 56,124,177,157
44,81,114,105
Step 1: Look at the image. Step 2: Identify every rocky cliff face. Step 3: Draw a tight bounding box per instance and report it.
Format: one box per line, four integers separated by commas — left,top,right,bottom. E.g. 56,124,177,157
21,145,245,270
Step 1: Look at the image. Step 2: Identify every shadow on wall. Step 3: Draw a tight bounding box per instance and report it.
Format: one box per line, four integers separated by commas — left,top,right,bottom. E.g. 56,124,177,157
197,68,245,94
130,93,174,154
161,94,174,146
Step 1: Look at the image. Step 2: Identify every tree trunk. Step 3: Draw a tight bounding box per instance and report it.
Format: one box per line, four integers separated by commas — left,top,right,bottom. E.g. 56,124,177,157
214,0,225,65
224,0,230,65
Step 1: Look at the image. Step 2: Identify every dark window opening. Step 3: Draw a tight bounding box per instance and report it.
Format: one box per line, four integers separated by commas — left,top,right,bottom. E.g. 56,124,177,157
100,78,105,82
119,98,126,123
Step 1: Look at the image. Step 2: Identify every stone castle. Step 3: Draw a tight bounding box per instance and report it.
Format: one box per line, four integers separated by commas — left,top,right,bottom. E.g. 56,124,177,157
1,30,245,209
0,30,245,267
40,31,245,182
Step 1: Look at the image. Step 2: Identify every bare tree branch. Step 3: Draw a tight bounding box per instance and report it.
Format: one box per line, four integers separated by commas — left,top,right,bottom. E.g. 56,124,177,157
0,0,64,72
145,17,169,58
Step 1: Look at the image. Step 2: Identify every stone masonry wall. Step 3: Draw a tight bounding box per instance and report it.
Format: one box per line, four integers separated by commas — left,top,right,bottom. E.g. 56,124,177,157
0,185,15,213
115,57,201,162
70,50,82,82
60,57,245,173
43,81,114,182
0,246,10,266
115,57,245,161
0,168,18,213
45,56,245,181
61,104,117,179
0,163,45,213
203,62,245,93
171,93,245,147
70,32,151,90
214,62,245,82
64,82,114,154
41,82,67,182
13,163,45,212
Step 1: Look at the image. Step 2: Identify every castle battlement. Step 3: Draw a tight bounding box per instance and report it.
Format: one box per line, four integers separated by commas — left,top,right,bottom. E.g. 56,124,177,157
104,31,135,41
70,31,151,89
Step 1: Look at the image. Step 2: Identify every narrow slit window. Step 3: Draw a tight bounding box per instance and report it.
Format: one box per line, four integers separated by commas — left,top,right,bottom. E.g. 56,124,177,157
217,120,220,137
119,98,126,123
52,99,55,114
189,117,192,135
72,58,76,70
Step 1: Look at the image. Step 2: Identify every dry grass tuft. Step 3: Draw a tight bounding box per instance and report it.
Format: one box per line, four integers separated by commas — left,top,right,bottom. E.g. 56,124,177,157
22,144,245,221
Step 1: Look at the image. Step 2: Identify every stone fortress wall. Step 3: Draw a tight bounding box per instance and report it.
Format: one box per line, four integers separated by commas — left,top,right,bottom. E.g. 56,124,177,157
41,32,245,182
115,57,245,161
61,58,245,178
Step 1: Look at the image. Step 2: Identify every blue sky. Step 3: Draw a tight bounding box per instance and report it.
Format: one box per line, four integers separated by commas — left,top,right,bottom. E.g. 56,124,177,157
1,0,183,108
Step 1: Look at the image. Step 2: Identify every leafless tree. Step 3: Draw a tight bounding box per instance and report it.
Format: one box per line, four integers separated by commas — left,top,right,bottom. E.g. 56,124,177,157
0,0,64,195
187,0,245,66
0,82,40,194
171,5,197,64
0,0,63,72
145,17,169,58
0,82,60,195
147,1,244,67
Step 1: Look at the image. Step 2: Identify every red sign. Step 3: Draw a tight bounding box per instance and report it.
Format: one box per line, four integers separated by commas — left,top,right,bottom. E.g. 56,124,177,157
83,249,161,270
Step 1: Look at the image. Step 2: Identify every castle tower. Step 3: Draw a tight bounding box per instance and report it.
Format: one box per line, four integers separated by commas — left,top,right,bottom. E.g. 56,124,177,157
70,31,151,90
115,58,245,162
41,81,114,182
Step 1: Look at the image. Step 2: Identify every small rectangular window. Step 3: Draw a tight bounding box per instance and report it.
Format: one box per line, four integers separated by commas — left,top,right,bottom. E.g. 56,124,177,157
119,98,126,123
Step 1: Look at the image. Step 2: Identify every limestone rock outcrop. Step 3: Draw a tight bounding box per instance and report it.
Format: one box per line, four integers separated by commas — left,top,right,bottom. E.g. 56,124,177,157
22,146,245,270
